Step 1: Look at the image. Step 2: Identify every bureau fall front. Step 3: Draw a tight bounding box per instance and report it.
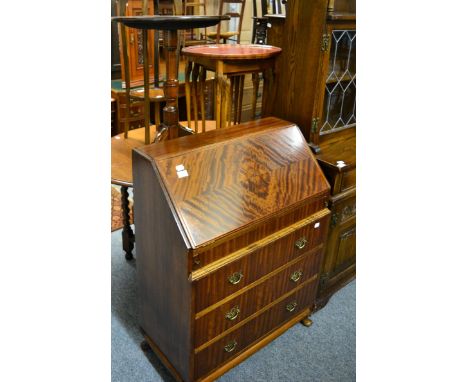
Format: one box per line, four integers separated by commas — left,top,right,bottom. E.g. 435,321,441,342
132,117,331,382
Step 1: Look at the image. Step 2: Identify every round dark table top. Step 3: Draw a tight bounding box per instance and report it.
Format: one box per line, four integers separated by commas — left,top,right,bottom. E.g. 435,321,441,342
112,15,229,30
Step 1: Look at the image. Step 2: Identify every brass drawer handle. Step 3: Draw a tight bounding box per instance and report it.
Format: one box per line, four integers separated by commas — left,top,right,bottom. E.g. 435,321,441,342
295,237,308,249
290,270,303,283
228,271,243,285
224,340,237,353
225,306,241,321
286,301,298,312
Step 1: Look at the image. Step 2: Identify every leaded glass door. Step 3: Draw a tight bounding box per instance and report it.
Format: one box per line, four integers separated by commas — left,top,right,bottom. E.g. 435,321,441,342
321,29,356,134
311,23,356,144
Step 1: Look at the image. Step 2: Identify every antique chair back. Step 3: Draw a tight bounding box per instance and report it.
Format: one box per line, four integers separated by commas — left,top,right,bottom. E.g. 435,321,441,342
207,0,246,44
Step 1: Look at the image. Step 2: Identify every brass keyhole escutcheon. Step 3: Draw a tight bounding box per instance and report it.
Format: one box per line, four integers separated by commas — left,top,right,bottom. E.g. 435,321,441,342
295,237,308,250
286,301,298,312
290,270,303,283
228,271,243,285
224,340,237,353
225,306,240,321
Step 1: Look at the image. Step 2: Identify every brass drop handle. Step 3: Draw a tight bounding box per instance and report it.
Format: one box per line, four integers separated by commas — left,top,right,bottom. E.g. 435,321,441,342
286,301,298,312
290,270,303,283
224,340,237,353
130,33,134,44
295,237,308,250
228,271,243,285
225,306,240,321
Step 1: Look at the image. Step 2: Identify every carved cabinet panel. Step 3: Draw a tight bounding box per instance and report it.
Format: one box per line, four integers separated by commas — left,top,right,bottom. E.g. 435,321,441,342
316,188,355,308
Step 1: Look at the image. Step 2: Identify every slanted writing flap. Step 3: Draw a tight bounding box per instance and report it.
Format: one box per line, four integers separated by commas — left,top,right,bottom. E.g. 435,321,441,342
139,118,330,248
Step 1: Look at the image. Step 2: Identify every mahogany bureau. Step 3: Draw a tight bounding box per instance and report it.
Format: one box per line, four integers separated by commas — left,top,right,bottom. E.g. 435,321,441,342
132,117,331,382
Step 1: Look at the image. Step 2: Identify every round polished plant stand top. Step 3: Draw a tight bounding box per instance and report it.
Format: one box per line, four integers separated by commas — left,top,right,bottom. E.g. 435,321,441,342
112,15,229,30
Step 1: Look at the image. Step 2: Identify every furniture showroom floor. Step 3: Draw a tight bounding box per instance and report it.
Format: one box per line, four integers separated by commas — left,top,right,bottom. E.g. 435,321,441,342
111,228,356,382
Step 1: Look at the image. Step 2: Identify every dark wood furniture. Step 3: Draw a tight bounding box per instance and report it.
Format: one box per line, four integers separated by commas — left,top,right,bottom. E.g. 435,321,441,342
111,98,117,136
265,0,356,308
181,44,281,131
111,128,157,258
252,0,285,45
315,127,355,309
117,0,156,85
111,15,229,259
132,117,331,382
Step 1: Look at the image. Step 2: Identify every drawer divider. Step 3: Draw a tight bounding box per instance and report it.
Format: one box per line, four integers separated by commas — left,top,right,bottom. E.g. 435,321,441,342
194,275,318,354
191,209,330,281
195,248,322,319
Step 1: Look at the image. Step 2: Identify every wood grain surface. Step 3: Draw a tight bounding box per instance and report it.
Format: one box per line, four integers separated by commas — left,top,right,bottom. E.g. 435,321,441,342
193,216,328,312
194,251,321,347
132,117,331,381
182,44,282,60
263,0,329,141
194,281,318,379
132,154,193,381
316,126,356,170
191,198,329,261
111,126,156,186
138,121,330,248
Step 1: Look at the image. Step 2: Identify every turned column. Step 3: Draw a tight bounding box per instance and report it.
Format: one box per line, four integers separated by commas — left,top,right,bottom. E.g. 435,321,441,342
162,29,180,140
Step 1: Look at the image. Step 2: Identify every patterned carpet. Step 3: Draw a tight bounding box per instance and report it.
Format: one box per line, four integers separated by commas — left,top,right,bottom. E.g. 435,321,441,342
111,186,133,232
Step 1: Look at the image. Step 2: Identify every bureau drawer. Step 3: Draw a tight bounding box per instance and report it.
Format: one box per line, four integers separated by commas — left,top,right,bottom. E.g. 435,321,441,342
193,211,330,312
194,280,318,379
194,250,321,347
192,202,329,268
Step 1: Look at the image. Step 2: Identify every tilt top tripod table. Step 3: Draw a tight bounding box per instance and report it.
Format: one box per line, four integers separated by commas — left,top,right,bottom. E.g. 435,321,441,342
111,15,229,260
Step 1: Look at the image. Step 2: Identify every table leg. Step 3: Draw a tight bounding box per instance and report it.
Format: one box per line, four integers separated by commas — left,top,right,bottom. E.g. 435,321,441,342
237,75,245,124
200,67,207,133
215,61,224,130
251,72,260,119
262,67,274,116
121,186,135,260
232,76,240,124
220,74,229,128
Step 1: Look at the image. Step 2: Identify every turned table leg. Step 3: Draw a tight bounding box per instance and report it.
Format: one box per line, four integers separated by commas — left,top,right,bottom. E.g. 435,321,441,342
121,186,135,260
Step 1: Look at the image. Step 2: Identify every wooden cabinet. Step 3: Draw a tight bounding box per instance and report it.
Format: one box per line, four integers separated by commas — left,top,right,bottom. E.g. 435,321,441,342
265,0,356,308
311,19,355,146
316,186,355,308
132,117,331,381
315,127,356,308
265,0,356,144
118,0,155,84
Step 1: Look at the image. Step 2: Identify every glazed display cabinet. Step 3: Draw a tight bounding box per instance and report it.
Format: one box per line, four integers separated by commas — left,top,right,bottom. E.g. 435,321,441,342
314,6,356,309
311,20,356,145
265,0,356,309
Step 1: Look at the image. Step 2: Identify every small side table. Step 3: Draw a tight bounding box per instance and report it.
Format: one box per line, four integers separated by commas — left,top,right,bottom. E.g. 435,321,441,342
111,16,229,260
181,44,282,130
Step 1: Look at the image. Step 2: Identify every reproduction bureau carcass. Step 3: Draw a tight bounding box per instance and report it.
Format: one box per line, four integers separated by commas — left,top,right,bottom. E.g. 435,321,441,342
132,117,331,382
